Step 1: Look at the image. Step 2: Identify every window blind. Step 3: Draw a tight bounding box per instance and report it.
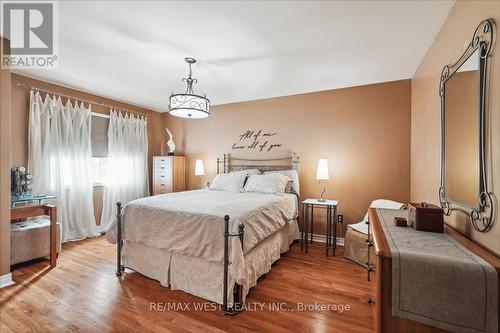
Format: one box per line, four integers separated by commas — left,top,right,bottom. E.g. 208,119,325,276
91,115,109,157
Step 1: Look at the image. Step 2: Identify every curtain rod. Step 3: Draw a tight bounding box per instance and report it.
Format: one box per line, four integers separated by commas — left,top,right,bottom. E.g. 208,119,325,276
15,81,150,119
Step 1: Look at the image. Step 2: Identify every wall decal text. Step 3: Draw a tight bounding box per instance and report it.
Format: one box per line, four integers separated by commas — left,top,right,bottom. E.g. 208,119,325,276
232,130,282,152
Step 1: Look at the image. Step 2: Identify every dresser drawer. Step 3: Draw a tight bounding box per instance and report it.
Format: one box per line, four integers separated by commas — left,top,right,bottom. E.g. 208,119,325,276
155,163,171,172
154,157,172,170
154,189,170,195
154,182,172,194
154,173,171,182
154,156,171,163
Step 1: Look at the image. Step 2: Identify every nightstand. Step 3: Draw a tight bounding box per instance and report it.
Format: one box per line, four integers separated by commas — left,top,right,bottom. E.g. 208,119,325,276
301,199,339,256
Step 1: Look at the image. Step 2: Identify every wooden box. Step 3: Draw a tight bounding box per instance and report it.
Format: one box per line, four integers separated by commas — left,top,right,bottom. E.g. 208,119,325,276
408,202,444,233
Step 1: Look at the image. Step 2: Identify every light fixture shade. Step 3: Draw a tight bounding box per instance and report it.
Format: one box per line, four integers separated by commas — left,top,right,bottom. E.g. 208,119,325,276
316,159,330,180
194,159,205,176
169,94,210,119
168,57,210,119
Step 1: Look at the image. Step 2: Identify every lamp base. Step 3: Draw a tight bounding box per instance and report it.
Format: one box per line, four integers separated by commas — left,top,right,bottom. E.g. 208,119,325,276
318,183,327,202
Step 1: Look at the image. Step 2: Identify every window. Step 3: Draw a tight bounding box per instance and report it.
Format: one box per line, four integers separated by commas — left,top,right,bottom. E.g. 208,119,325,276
91,157,108,186
91,114,109,185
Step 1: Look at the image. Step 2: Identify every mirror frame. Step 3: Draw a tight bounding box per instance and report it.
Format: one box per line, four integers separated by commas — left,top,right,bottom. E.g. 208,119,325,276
439,19,495,232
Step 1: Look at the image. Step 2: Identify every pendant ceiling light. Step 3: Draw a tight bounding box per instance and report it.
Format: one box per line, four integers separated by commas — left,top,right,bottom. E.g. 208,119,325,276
168,57,210,119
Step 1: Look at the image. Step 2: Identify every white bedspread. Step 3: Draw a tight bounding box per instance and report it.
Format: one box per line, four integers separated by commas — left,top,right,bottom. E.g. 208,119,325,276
106,190,297,285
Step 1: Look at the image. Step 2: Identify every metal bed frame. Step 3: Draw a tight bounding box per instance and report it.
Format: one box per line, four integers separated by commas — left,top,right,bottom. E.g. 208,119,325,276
115,152,300,315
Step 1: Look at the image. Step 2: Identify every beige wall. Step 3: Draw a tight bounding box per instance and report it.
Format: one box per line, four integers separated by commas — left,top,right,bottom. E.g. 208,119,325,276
0,38,12,276
5,0,496,257
411,0,500,255
10,74,164,225
163,80,412,236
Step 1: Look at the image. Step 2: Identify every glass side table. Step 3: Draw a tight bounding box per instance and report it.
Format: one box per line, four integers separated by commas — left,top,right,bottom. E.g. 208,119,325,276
301,198,339,256
11,198,58,268
11,194,57,207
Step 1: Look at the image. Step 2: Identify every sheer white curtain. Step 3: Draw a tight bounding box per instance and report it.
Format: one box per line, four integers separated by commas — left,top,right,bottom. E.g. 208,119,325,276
29,91,100,242
100,110,149,232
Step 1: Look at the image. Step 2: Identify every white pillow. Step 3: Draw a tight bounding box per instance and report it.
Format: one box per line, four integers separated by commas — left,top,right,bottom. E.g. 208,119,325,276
243,173,291,195
265,169,300,195
231,168,261,176
209,172,246,192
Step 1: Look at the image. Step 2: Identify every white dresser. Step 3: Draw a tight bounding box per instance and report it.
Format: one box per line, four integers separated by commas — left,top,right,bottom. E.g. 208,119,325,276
153,156,186,195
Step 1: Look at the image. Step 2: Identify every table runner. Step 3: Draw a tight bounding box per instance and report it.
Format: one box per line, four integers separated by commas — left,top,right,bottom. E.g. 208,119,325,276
376,208,498,333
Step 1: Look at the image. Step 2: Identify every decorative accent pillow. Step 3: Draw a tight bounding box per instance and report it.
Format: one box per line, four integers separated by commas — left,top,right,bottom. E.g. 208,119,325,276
243,173,291,195
265,169,300,195
209,172,246,192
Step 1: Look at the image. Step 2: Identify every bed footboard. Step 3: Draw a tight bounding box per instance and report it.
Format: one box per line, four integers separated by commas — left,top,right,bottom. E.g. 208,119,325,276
115,203,244,313
223,215,245,315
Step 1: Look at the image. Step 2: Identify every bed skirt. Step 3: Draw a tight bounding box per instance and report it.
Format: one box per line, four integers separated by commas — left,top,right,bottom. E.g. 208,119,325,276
122,219,300,304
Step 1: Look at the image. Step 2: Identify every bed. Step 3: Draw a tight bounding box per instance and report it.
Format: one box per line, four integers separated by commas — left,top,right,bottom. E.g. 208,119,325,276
106,153,301,314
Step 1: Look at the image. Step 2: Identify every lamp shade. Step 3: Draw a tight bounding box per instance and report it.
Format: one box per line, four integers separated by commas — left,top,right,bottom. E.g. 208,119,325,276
169,94,210,119
316,159,330,180
194,159,205,176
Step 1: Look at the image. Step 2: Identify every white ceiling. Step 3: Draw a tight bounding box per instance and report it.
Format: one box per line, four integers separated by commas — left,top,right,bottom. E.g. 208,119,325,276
15,0,455,112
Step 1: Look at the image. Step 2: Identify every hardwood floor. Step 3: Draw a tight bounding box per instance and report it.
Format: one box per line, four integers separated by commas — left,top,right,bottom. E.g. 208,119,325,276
1,237,374,333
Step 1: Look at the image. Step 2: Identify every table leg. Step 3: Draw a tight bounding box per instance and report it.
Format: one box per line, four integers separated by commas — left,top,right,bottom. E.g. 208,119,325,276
326,205,330,257
300,205,307,251
49,207,57,267
301,204,305,251
310,205,314,245
333,206,337,256
330,206,334,256
332,206,335,255
332,206,335,256
305,204,309,253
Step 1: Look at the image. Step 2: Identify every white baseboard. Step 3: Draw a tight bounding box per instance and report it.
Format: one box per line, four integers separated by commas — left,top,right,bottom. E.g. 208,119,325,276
0,273,15,288
305,233,345,246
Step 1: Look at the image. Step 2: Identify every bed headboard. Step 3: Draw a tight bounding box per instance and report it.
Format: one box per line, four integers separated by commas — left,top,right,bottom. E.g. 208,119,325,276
216,153,300,174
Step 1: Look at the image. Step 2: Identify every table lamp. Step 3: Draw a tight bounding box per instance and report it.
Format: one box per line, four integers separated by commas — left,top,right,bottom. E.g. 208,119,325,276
316,159,329,202
194,159,208,188
194,159,205,176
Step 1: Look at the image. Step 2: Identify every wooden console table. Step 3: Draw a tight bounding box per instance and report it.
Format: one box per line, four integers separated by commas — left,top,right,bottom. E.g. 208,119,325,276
11,205,58,268
368,208,500,333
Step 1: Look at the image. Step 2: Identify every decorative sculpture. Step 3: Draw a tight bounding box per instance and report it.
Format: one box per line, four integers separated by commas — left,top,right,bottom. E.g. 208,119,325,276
166,128,176,155
11,166,33,197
